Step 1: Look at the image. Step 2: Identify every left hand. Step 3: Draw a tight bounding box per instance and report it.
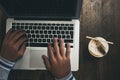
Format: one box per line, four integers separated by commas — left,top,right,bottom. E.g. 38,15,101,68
0,29,28,62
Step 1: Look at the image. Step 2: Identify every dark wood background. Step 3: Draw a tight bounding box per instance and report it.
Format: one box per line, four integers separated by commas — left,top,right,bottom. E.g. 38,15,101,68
0,0,120,80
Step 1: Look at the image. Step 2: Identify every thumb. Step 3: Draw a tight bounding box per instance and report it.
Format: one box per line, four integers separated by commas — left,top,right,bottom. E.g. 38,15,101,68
42,55,51,70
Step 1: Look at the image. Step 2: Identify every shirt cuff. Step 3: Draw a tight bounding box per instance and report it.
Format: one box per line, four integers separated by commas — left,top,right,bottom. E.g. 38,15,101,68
0,56,15,71
55,72,75,80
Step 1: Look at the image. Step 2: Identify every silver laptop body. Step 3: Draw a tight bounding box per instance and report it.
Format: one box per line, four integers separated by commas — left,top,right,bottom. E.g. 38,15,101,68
0,0,82,71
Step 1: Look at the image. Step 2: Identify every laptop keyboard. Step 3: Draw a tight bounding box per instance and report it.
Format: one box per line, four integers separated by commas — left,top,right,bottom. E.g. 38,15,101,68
12,23,74,47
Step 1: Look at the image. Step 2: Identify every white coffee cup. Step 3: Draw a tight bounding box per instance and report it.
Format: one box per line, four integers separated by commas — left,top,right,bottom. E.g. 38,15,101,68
88,37,109,58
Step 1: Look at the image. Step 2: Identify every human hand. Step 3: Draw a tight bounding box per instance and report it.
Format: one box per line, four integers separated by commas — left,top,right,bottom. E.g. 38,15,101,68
0,29,28,62
42,38,71,79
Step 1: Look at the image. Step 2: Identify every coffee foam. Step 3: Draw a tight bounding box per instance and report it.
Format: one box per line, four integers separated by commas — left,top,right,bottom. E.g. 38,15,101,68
88,37,109,58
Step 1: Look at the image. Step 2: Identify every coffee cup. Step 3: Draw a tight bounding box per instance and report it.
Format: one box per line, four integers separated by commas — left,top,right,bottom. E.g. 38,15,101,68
88,37,109,58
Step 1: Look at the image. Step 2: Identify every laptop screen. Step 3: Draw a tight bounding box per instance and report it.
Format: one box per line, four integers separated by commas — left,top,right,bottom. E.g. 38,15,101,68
0,0,81,18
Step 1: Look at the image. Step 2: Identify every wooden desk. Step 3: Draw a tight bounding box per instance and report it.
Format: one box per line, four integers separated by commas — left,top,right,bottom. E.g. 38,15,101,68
0,0,120,80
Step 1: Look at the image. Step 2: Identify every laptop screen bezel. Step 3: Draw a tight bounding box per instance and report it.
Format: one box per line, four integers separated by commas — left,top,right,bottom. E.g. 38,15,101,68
0,0,82,19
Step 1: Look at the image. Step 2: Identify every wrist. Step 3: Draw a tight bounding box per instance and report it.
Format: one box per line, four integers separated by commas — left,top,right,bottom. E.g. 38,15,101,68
55,71,74,80
0,56,15,71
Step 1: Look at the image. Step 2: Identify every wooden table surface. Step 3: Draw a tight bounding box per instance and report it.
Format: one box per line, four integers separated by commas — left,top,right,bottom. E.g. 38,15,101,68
0,0,120,80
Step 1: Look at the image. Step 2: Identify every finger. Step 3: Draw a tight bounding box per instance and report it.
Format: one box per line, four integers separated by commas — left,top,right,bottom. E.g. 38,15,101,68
15,36,28,48
59,38,65,57
42,55,51,70
10,30,26,42
4,28,13,40
48,43,55,62
53,38,60,57
66,43,70,58
17,43,26,57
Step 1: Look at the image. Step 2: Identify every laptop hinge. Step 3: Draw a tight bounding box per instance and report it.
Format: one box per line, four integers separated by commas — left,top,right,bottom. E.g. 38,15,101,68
13,16,73,21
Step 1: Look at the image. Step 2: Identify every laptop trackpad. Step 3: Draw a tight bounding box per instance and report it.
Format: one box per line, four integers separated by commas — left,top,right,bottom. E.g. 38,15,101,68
30,50,46,69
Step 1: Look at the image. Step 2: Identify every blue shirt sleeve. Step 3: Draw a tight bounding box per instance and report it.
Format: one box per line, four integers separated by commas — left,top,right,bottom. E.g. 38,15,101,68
0,56,15,80
55,71,76,80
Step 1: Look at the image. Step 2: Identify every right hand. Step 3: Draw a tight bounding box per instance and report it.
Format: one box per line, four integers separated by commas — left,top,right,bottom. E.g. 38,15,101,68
0,29,28,62
42,38,71,79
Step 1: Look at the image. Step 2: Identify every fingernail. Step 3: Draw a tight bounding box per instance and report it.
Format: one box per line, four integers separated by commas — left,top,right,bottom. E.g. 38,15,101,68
60,38,64,43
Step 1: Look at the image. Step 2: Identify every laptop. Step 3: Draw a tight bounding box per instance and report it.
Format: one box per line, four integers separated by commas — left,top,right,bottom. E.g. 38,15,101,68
0,0,82,71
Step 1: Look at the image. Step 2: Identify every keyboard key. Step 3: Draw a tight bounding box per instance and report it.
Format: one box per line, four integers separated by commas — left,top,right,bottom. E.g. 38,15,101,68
43,24,46,26
47,39,50,42
21,23,25,25
38,26,41,29
51,26,54,30
25,23,29,25
35,30,39,34
26,30,30,33
41,35,44,38
34,23,38,25
32,34,35,38
70,24,74,26
57,31,60,34
53,31,56,34
67,35,71,39
42,26,45,30
62,35,66,38
12,26,15,29
70,31,73,34
38,39,42,42
52,24,55,26
30,43,48,47
48,31,52,34
31,30,34,33
65,24,69,26
30,39,33,42
28,34,31,38
39,23,42,25
49,35,52,38
61,31,64,34
68,27,73,30
21,26,24,29
33,26,37,29
61,24,64,26
44,31,47,34
36,35,39,38
64,40,73,43
29,26,32,29
40,31,43,34
54,35,57,38
26,43,29,46
45,35,48,38
58,35,61,38
65,44,73,48
59,27,62,30
12,23,15,25
46,26,49,30
17,23,20,25
57,24,60,26
25,26,28,29
43,39,46,42
34,39,37,42
64,27,67,30
30,23,33,25
66,31,69,34
71,34,74,38
55,27,58,30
